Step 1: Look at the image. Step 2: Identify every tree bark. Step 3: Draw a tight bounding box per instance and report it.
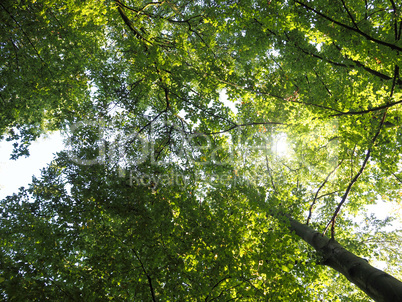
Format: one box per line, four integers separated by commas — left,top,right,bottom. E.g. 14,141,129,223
286,215,402,302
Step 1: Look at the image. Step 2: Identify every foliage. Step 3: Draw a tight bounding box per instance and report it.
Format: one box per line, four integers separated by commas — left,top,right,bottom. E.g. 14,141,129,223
1,0,402,300
0,0,108,158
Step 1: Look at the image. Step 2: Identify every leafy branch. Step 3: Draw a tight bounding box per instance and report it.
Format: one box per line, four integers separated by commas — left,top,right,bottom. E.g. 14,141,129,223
132,249,158,302
198,122,284,135
329,99,402,117
0,2,48,66
324,110,388,238
295,1,402,52
115,0,153,49
306,160,344,225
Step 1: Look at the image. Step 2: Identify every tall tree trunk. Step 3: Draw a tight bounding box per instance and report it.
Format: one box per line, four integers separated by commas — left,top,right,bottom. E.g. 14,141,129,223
286,215,402,302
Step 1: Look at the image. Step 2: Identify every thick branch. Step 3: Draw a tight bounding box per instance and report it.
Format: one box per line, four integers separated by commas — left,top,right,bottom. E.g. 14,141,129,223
330,99,402,117
285,30,401,85
295,1,402,52
116,1,153,48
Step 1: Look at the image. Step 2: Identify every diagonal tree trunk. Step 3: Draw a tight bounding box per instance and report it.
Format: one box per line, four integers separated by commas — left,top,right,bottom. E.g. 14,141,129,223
286,215,402,302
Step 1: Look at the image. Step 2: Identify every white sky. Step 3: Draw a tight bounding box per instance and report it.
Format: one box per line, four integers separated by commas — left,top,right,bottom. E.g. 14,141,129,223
0,132,64,199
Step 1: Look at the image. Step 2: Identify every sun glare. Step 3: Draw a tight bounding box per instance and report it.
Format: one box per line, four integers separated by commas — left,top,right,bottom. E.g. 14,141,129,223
273,133,288,156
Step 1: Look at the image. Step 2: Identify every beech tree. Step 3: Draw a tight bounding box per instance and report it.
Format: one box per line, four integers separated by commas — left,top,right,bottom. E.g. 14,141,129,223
1,0,402,301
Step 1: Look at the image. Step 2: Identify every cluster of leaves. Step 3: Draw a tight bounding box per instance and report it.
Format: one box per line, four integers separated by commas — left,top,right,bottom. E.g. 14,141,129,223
1,0,402,300
0,0,108,157
0,152,323,300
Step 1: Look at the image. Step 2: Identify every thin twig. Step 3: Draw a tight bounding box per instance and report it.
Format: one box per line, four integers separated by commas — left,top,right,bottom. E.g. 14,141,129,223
265,155,277,193
198,122,284,135
0,2,48,66
317,191,339,200
217,78,343,113
389,0,399,41
390,65,400,97
392,173,402,184
204,276,231,302
132,249,158,301
324,110,388,238
339,0,359,28
306,160,343,225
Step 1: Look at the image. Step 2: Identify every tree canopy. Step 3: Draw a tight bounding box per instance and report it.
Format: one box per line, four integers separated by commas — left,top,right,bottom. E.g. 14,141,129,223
1,0,402,301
